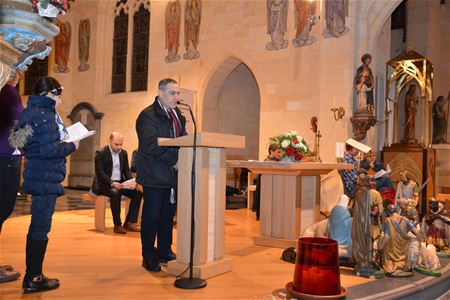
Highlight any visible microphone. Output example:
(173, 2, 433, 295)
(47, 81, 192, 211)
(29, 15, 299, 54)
(177, 100, 189, 107)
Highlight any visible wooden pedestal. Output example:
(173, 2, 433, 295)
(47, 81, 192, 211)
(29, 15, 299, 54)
(383, 143, 436, 214)
(159, 132, 245, 279)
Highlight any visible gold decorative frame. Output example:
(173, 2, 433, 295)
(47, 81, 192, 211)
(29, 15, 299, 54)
(384, 49, 433, 147)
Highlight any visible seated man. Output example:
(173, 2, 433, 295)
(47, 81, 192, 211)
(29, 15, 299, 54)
(252, 143, 281, 220)
(92, 132, 142, 234)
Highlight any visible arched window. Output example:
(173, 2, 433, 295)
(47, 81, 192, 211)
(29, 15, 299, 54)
(24, 57, 49, 95)
(111, 1, 129, 93)
(131, 4, 150, 92)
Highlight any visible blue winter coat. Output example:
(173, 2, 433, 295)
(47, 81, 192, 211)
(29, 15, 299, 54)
(16, 96, 76, 196)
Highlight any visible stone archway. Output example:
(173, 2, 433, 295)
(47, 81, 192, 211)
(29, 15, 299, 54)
(202, 57, 261, 161)
(67, 102, 104, 189)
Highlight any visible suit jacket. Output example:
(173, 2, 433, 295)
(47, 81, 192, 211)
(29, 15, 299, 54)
(91, 146, 132, 195)
(135, 98, 187, 188)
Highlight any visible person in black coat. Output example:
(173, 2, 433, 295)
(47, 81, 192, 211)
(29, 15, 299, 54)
(135, 78, 186, 272)
(92, 132, 142, 234)
(9, 76, 79, 293)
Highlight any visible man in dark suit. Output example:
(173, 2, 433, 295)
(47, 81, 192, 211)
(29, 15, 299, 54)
(92, 132, 142, 234)
(135, 78, 186, 272)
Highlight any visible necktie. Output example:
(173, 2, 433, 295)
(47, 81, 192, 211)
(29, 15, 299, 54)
(168, 109, 180, 137)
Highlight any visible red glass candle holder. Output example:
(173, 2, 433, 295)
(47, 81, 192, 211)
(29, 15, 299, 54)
(292, 237, 341, 296)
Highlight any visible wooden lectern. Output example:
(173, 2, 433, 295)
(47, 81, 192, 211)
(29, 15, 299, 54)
(226, 161, 352, 249)
(158, 132, 245, 279)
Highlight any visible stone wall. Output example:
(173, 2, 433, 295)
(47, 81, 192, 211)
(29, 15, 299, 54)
(22, 0, 449, 188)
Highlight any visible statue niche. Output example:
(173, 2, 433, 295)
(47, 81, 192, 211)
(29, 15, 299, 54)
(67, 102, 104, 189)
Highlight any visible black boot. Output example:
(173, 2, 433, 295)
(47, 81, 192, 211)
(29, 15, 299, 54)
(22, 238, 60, 294)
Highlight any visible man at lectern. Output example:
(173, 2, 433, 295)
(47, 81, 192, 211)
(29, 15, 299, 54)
(135, 78, 187, 273)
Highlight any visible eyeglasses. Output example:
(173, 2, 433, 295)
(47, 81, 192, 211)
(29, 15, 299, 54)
(40, 86, 63, 96)
(50, 87, 63, 96)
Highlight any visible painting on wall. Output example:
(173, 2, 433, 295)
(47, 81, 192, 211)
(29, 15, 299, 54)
(184, 0, 202, 60)
(53, 20, 71, 73)
(165, 0, 181, 63)
(322, 0, 349, 38)
(78, 18, 90, 72)
(265, 0, 288, 51)
(292, 0, 319, 47)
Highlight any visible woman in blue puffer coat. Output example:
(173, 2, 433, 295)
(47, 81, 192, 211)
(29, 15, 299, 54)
(9, 76, 79, 294)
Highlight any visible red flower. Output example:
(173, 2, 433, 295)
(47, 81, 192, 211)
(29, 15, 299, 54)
(293, 150, 299, 156)
(293, 139, 299, 144)
(295, 154, 303, 161)
(285, 147, 294, 156)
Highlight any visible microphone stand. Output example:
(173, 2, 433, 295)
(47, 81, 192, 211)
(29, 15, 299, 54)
(174, 101, 207, 289)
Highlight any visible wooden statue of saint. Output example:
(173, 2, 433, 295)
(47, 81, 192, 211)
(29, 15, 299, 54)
(165, 0, 181, 63)
(354, 54, 374, 114)
(401, 84, 419, 144)
(53, 21, 71, 73)
(432, 94, 449, 144)
(78, 18, 90, 72)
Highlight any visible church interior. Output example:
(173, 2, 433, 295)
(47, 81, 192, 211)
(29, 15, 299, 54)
(1, 0, 450, 299)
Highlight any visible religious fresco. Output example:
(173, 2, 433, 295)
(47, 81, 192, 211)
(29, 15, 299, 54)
(265, 0, 288, 51)
(292, 0, 319, 47)
(165, 0, 181, 63)
(53, 20, 72, 73)
(322, 0, 349, 38)
(78, 18, 90, 72)
(184, 0, 202, 60)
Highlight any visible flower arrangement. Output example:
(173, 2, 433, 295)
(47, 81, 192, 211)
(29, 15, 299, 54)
(269, 130, 309, 161)
(32, 0, 75, 17)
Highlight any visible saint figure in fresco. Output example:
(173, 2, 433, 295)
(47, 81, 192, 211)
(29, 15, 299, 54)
(184, 0, 201, 60)
(265, 0, 288, 51)
(54, 21, 71, 73)
(78, 18, 90, 72)
(323, 0, 349, 38)
(165, 0, 181, 63)
(292, 0, 319, 47)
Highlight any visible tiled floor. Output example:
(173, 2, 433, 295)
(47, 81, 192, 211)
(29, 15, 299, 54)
(10, 188, 94, 218)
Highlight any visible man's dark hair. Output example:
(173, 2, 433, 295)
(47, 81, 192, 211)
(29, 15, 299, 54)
(268, 143, 279, 155)
(158, 78, 178, 91)
(345, 144, 354, 151)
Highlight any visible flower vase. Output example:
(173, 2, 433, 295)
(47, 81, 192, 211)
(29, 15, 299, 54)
(281, 156, 297, 162)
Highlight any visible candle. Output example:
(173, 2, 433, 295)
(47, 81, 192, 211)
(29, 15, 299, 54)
(336, 142, 344, 158)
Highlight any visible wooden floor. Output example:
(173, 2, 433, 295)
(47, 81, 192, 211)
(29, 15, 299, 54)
(0, 208, 371, 299)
